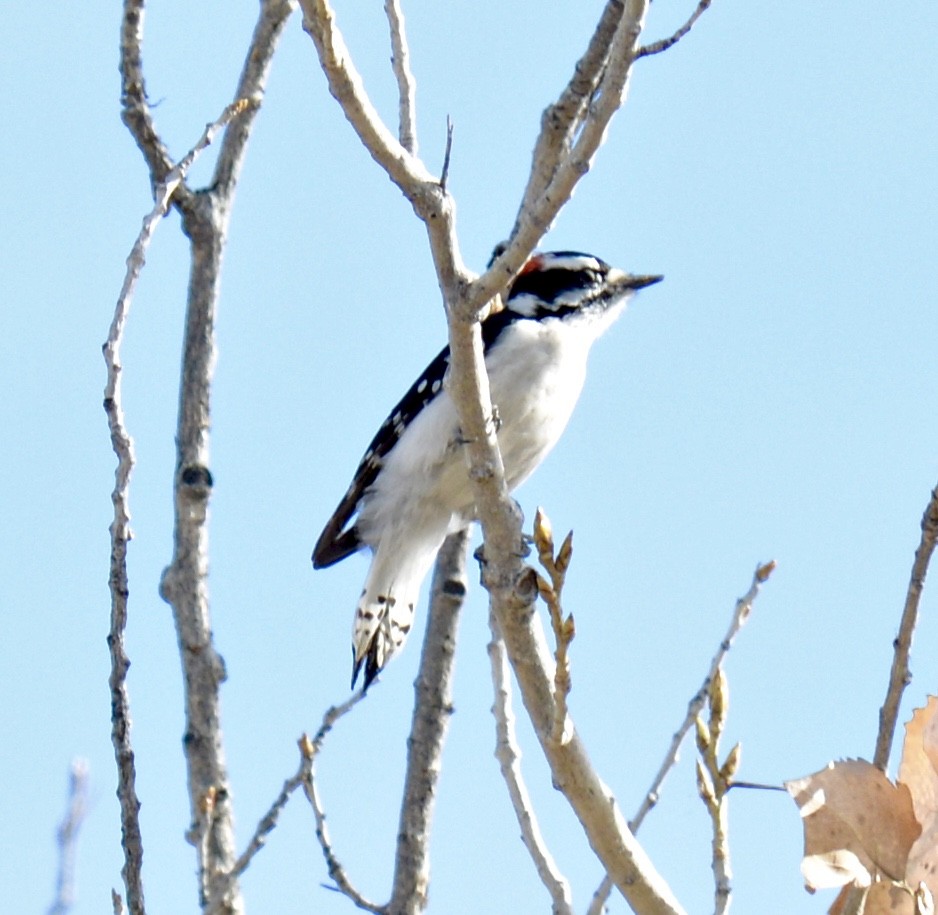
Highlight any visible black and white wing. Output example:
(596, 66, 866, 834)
(311, 307, 521, 569)
(311, 345, 452, 569)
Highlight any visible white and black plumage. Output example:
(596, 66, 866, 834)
(312, 251, 662, 690)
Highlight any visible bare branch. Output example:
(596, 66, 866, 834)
(636, 0, 713, 59)
(586, 877, 612, 915)
(589, 561, 776, 915)
(489, 621, 573, 914)
(213, 0, 294, 195)
(470, 0, 649, 317)
(384, 0, 418, 155)
(104, 93, 226, 915)
(222, 755, 310, 885)
(439, 116, 454, 194)
(107, 95, 258, 915)
(389, 529, 469, 913)
(47, 760, 90, 915)
(119, 0, 176, 190)
(204, 724, 365, 915)
(302, 696, 383, 913)
(512, 0, 625, 238)
(300, 0, 436, 191)
(115, 3, 291, 909)
(630, 561, 775, 834)
(874, 483, 938, 770)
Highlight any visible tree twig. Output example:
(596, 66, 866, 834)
(630, 561, 775, 832)
(383, 0, 417, 155)
(301, 695, 383, 913)
(47, 760, 90, 915)
(694, 668, 736, 915)
(439, 116, 454, 194)
(388, 528, 469, 914)
(636, 0, 713, 59)
(532, 509, 576, 746)
(589, 561, 775, 914)
(213, 0, 294, 196)
(874, 482, 938, 770)
(489, 620, 573, 914)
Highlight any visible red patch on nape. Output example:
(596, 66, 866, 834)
(518, 253, 545, 276)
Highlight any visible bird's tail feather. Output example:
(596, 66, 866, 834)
(352, 546, 435, 690)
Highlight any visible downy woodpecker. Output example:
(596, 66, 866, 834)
(313, 251, 662, 690)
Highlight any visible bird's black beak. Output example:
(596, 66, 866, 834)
(626, 273, 664, 291)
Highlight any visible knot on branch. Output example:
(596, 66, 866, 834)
(180, 463, 214, 496)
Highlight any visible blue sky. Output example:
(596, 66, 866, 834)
(3, 2, 938, 913)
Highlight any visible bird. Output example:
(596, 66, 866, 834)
(312, 250, 662, 691)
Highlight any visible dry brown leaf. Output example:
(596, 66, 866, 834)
(828, 882, 921, 915)
(786, 696, 938, 912)
(785, 759, 921, 891)
(900, 698, 938, 899)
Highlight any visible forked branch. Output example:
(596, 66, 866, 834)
(114, 2, 292, 912)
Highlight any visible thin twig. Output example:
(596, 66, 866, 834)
(694, 669, 736, 915)
(383, 0, 417, 155)
(630, 561, 775, 832)
(47, 760, 90, 915)
(586, 877, 613, 915)
(588, 561, 776, 914)
(301, 695, 382, 913)
(874, 483, 938, 770)
(439, 116, 454, 193)
(203, 725, 361, 915)
(477, 0, 656, 321)
(636, 0, 713, 59)
(532, 508, 575, 746)
(489, 620, 573, 914)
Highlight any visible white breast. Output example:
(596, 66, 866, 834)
(357, 302, 626, 548)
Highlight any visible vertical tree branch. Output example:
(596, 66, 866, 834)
(389, 528, 469, 914)
(158, 191, 239, 912)
(104, 90, 211, 905)
(874, 483, 938, 770)
(213, 0, 294, 195)
(118, 1, 291, 911)
(120, 0, 176, 191)
(383, 0, 417, 155)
